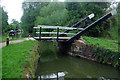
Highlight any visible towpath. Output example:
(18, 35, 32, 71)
(0, 37, 35, 48)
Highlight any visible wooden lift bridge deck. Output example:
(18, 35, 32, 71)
(34, 37, 71, 41)
(33, 9, 117, 43)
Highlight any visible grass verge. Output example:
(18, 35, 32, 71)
(82, 36, 119, 52)
(2, 40, 36, 78)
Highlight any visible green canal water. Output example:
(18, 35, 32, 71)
(36, 42, 120, 79)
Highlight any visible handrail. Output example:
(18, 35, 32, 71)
(36, 32, 75, 35)
(34, 26, 84, 30)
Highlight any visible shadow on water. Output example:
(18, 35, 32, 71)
(36, 41, 120, 79)
(38, 41, 58, 62)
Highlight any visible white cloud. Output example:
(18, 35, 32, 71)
(1, 0, 24, 24)
(58, 0, 65, 2)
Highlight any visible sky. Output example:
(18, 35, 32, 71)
(1, 0, 64, 24)
(0, 0, 120, 24)
(1, 0, 24, 24)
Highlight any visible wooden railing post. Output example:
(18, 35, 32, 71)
(57, 27, 59, 41)
(39, 27, 41, 40)
(35, 28, 36, 37)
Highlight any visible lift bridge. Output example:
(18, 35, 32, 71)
(33, 9, 117, 43)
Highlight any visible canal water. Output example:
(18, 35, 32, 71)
(36, 42, 120, 79)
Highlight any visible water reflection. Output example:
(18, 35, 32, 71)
(58, 72, 68, 77)
(41, 73, 57, 78)
(38, 71, 68, 79)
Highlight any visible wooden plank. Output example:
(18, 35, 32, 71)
(36, 32, 75, 35)
(34, 25, 84, 30)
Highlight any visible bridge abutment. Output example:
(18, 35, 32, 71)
(38, 41, 72, 58)
(57, 42, 72, 54)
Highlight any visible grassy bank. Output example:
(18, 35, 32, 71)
(2, 40, 36, 78)
(82, 36, 119, 52)
(71, 36, 120, 68)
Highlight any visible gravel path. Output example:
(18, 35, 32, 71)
(0, 37, 35, 48)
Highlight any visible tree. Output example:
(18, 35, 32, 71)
(9, 19, 21, 30)
(65, 2, 111, 37)
(21, 2, 48, 36)
(117, 3, 120, 42)
(35, 3, 68, 26)
(1, 7, 9, 34)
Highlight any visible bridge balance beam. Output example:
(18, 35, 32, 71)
(62, 13, 95, 34)
(67, 9, 117, 43)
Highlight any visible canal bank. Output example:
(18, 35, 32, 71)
(25, 41, 40, 78)
(68, 40, 120, 69)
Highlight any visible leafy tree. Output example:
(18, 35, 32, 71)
(1, 7, 9, 34)
(103, 2, 119, 40)
(35, 3, 68, 26)
(9, 19, 21, 30)
(117, 3, 120, 42)
(34, 3, 68, 36)
(65, 2, 111, 37)
(21, 2, 48, 36)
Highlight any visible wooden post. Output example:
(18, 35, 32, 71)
(35, 28, 36, 37)
(39, 27, 41, 40)
(57, 72, 58, 80)
(57, 27, 59, 41)
(6, 38, 9, 46)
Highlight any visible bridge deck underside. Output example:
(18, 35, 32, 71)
(34, 37, 71, 41)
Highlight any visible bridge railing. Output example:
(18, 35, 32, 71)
(33, 26, 82, 41)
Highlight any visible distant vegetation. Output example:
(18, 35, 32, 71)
(1, 7, 8, 34)
(1, 7, 21, 35)
(1, 2, 120, 40)
(20, 2, 119, 40)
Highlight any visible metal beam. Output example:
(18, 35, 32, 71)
(61, 13, 95, 34)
